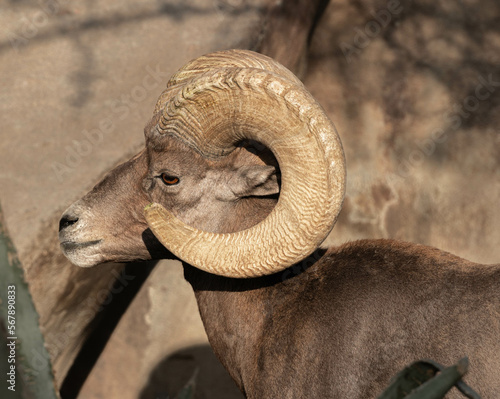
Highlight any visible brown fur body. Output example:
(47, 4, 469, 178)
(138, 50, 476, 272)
(60, 122, 500, 398)
(186, 240, 500, 398)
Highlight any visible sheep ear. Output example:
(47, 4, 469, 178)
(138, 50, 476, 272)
(230, 165, 279, 198)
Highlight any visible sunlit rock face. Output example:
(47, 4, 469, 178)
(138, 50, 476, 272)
(312, 0, 500, 265)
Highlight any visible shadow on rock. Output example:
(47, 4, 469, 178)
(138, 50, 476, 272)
(139, 344, 243, 399)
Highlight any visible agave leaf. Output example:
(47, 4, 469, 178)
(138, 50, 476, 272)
(0, 203, 59, 399)
(377, 360, 439, 399)
(404, 358, 468, 399)
(175, 367, 198, 399)
(378, 358, 481, 399)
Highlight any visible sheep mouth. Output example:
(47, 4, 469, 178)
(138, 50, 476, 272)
(60, 240, 102, 252)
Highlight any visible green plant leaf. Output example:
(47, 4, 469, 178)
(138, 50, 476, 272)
(0, 202, 59, 399)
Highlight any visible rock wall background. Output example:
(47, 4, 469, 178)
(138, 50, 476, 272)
(0, 0, 498, 398)
(315, 0, 500, 265)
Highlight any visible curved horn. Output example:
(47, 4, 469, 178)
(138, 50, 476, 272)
(168, 49, 304, 88)
(145, 53, 346, 278)
(154, 50, 303, 115)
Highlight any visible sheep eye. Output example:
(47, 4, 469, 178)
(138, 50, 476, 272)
(160, 173, 179, 186)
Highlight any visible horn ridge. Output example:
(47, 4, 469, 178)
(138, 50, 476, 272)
(154, 49, 303, 114)
(145, 51, 345, 278)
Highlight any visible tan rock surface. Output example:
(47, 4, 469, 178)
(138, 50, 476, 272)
(314, 0, 500, 264)
(0, 0, 274, 391)
(1, 0, 498, 397)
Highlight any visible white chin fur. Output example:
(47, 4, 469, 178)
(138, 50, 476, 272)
(61, 244, 105, 268)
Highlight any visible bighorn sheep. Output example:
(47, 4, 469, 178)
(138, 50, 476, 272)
(59, 50, 500, 398)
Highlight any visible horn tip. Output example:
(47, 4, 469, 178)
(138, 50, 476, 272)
(144, 202, 168, 220)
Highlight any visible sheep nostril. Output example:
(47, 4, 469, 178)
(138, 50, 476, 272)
(59, 215, 79, 232)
